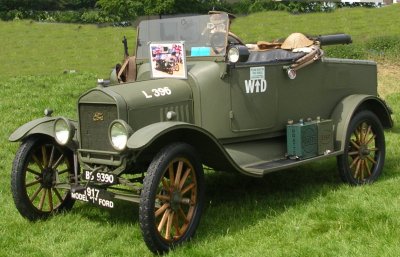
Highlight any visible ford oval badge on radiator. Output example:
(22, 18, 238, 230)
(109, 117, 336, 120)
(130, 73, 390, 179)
(93, 112, 104, 121)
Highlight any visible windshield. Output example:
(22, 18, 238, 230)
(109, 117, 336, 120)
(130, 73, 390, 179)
(136, 13, 229, 59)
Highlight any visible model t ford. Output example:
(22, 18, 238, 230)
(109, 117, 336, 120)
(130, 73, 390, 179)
(9, 12, 393, 254)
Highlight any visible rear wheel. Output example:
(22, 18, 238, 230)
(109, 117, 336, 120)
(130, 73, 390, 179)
(139, 143, 205, 254)
(337, 110, 385, 185)
(11, 136, 75, 220)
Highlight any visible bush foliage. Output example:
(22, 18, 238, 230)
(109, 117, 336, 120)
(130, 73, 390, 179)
(0, 0, 382, 23)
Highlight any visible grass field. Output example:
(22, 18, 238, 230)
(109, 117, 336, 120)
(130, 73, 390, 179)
(1, 5, 400, 257)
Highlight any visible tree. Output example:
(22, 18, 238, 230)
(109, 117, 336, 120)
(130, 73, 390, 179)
(96, 0, 144, 20)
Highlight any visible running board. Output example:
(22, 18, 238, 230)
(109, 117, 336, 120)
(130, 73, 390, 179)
(241, 151, 342, 176)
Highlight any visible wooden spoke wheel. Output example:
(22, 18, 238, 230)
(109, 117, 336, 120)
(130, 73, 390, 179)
(337, 110, 385, 185)
(139, 143, 205, 254)
(11, 136, 75, 220)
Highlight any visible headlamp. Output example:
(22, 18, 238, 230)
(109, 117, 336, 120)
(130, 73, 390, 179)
(109, 120, 133, 151)
(54, 118, 75, 145)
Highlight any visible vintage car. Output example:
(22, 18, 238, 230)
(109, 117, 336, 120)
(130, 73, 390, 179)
(9, 12, 393, 254)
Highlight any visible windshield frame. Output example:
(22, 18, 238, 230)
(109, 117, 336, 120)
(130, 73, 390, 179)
(135, 13, 230, 62)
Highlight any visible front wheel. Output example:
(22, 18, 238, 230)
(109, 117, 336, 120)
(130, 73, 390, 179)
(11, 136, 75, 221)
(337, 110, 385, 185)
(139, 143, 205, 254)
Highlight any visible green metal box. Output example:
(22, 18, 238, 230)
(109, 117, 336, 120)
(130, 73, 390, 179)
(286, 120, 318, 159)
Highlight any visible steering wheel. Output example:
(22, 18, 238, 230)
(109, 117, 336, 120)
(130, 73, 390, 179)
(210, 32, 227, 54)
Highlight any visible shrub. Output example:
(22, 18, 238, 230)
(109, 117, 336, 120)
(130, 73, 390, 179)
(96, 0, 143, 21)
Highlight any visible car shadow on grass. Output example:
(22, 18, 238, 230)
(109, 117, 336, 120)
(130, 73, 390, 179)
(195, 159, 342, 240)
(70, 198, 140, 225)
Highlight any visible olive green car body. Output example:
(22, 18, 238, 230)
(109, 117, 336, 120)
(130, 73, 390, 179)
(10, 57, 392, 177)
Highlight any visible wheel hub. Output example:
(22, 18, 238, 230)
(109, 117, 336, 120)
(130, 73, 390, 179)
(41, 168, 55, 188)
(359, 145, 370, 159)
(170, 190, 182, 212)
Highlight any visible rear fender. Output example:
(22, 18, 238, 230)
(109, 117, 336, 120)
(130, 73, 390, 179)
(9, 117, 78, 149)
(331, 94, 393, 152)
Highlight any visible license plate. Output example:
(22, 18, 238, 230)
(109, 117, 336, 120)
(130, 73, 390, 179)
(84, 170, 117, 185)
(71, 186, 115, 208)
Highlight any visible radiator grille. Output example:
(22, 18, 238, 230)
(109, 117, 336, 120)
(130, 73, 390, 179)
(79, 103, 118, 151)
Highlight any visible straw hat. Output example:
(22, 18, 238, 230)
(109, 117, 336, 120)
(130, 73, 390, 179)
(281, 33, 314, 50)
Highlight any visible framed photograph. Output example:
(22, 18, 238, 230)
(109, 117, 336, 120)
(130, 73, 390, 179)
(149, 42, 187, 79)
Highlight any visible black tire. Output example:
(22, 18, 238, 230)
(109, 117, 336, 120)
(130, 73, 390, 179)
(337, 110, 385, 185)
(139, 143, 205, 254)
(11, 136, 75, 221)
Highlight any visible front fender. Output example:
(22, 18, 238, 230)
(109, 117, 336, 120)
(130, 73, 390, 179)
(127, 121, 208, 150)
(331, 94, 393, 152)
(9, 117, 78, 145)
(127, 122, 242, 173)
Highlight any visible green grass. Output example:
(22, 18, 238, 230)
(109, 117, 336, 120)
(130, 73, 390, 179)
(1, 5, 400, 257)
(232, 5, 400, 42)
(0, 21, 134, 77)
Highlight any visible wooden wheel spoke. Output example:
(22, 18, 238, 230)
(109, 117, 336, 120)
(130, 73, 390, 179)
(367, 155, 377, 165)
(32, 154, 44, 171)
(350, 156, 360, 169)
(156, 194, 170, 202)
(350, 140, 360, 150)
(53, 188, 63, 202)
(158, 209, 170, 233)
(348, 151, 359, 156)
(57, 168, 70, 175)
(360, 159, 365, 180)
(52, 154, 65, 170)
(179, 168, 191, 190)
(362, 125, 371, 143)
(30, 186, 43, 202)
(48, 189, 54, 211)
(368, 147, 378, 152)
(181, 182, 195, 195)
(366, 134, 376, 145)
(165, 211, 174, 240)
(174, 161, 183, 188)
(168, 164, 175, 185)
(27, 167, 41, 177)
(38, 188, 47, 211)
(42, 145, 48, 168)
(353, 129, 360, 143)
(365, 158, 371, 176)
(178, 207, 189, 223)
(155, 203, 170, 217)
(173, 212, 181, 237)
(26, 179, 42, 187)
(48, 146, 55, 168)
(353, 158, 361, 179)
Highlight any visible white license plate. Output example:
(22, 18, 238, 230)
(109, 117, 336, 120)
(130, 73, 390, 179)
(84, 170, 117, 184)
(71, 186, 115, 208)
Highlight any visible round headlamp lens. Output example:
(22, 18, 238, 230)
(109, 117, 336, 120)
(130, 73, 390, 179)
(228, 47, 240, 63)
(55, 118, 71, 145)
(110, 122, 129, 151)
